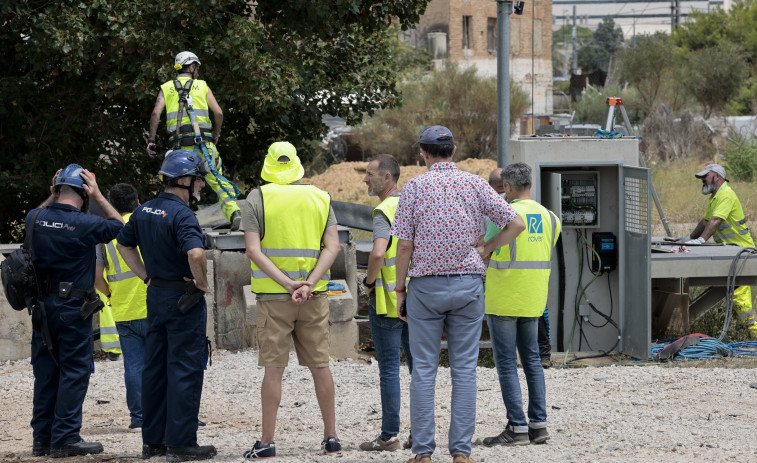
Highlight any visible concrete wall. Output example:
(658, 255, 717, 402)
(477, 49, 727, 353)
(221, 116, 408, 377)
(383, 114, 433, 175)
(0, 253, 33, 360)
(210, 245, 359, 360)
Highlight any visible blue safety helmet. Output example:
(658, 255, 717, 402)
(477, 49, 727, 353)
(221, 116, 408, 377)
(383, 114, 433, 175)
(159, 149, 210, 180)
(55, 164, 86, 189)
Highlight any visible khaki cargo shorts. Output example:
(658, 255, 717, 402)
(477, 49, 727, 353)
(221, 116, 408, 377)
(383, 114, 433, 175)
(256, 294, 330, 368)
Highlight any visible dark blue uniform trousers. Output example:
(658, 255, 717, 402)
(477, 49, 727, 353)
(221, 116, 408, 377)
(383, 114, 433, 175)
(142, 286, 206, 447)
(31, 296, 93, 447)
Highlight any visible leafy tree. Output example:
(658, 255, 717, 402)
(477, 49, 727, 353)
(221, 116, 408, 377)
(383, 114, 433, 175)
(616, 33, 676, 114)
(354, 62, 530, 165)
(0, 0, 431, 241)
(678, 44, 748, 118)
(578, 17, 624, 73)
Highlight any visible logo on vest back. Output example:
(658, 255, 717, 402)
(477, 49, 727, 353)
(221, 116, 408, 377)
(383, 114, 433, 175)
(527, 214, 544, 242)
(143, 207, 167, 217)
(36, 220, 76, 231)
(527, 214, 543, 233)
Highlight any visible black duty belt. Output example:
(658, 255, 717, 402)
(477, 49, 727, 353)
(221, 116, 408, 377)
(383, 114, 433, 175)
(150, 278, 188, 291)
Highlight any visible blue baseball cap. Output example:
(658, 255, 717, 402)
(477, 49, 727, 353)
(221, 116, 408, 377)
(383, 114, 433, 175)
(413, 125, 454, 147)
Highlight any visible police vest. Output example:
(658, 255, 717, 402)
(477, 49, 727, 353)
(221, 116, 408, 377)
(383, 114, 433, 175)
(160, 77, 212, 134)
(707, 183, 755, 247)
(104, 213, 148, 322)
(250, 184, 331, 294)
(372, 196, 401, 317)
(485, 199, 561, 317)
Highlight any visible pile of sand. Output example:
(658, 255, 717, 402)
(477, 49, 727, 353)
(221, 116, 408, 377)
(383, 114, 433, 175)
(303, 159, 498, 206)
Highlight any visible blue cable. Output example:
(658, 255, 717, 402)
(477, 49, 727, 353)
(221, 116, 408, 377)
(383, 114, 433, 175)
(650, 338, 757, 361)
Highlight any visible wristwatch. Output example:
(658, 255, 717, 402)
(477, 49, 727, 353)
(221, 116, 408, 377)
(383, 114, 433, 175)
(362, 276, 376, 288)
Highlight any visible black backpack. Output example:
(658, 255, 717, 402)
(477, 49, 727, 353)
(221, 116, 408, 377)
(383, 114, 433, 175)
(1, 209, 43, 312)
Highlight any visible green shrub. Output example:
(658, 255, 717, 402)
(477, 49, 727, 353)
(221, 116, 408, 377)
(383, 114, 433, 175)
(724, 135, 757, 181)
(354, 62, 530, 165)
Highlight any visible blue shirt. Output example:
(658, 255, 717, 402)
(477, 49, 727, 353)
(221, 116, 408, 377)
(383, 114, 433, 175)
(26, 202, 123, 292)
(117, 192, 204, 281)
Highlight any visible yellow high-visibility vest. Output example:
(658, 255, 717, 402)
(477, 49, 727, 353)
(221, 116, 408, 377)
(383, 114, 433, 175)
(372, 196, 400, 317)
(103, 213, 147, 322)
(160, 77, 212, 134)
(250, 184, 331, 294)
(96, 289, 121, 354)
(485, 199, 561, 317)
(705, 183, 755, 247)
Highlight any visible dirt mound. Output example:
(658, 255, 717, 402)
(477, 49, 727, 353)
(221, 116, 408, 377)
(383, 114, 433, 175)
(303, 158, 498, 206)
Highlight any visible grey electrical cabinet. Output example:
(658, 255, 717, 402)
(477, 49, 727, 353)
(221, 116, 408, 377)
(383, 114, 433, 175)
(509, 138, 652, 360)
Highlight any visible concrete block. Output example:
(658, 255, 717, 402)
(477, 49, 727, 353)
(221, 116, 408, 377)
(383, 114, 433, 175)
(205, 257, 216, 347)
(211, 249, 250, 350)
(329, 319, 358, 360)
(328, 279, 355, 323)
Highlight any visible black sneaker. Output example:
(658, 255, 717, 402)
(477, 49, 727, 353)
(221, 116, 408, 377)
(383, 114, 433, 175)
(321, 436, 342, 455)
(482, 427, 529, 447)
(165, 444, 217, 462)
(50, 439, 104, 458)
(528, 427, 550, 444)
(141, 443, 166, 459)
(243, 441, 275, 459)
(32, 441, 50, 457)
(402, 433, 412, 449)
(129, 423, 143, 429)
(198, 420, 206, 427)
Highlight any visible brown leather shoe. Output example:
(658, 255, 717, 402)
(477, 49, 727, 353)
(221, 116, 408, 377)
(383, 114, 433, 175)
(452, 453, 476, 463)
(406, 454, 433, 463)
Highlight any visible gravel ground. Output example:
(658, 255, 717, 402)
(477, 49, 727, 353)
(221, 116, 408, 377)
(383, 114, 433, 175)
(1, 349, 756, 463)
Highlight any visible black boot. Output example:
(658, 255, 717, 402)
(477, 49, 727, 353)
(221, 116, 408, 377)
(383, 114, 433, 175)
(50, 439, 104, 458)
(32, 441, 50, 456)
(166, 445, 217, 462)
(230, 210, 242, 231)
(141, 443, 167, 459)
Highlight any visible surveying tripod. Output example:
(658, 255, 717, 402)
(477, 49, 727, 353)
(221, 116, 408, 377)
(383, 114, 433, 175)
(603, 97, 672, 236)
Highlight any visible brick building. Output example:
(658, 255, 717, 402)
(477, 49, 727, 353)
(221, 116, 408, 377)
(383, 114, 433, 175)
(405, 0, 553, 114)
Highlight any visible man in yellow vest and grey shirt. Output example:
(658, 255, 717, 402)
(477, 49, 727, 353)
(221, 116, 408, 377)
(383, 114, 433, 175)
(241, 142, 342, 459)
(147, 51, 242, 230)
(482, 163, 560, 447)
(359, 154, 413, 452)
(94, 183, 148, 429)
(679, 164, 757, 338)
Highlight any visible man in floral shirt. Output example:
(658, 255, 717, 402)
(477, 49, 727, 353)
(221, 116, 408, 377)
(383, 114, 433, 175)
(391, 125, 525, 463)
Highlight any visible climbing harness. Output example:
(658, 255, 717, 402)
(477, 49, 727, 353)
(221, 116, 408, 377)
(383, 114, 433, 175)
(172, 78, 240, 200)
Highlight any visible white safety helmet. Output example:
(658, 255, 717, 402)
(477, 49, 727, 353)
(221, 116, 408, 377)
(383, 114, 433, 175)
(174, 51, 201, 71)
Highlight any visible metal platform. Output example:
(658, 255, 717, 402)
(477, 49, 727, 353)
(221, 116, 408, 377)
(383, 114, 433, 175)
(650, 239, 757, 335)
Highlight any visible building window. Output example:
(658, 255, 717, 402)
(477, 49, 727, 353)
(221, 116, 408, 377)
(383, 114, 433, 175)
(487, 18, 497, 54)
(463, 16, 472, 50)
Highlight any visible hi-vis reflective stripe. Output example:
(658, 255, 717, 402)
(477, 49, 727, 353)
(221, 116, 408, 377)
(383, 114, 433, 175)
(374, 278, 396, 292)
(100, 326, 119, 335)
(261, 248, 321, 259)
(715, 232, 735, 240)
(489, 260, 552, 270)
(251, 269, 331, 280)
(383, 256, 396, 267)
(737, 309, 755, 320)
(167, 109, 210, 120)
(167, 122, 212, 132)
(101, 341, 121, 350)
(105, 243, 138, 283)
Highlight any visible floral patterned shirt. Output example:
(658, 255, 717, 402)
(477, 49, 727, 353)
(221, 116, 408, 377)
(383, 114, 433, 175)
(391, 162, 518, 276)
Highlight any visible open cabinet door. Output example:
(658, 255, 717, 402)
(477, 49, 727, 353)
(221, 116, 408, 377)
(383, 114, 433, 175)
(619, 166, 652, 360)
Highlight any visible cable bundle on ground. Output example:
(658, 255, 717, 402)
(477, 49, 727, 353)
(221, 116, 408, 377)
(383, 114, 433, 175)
(651, 337, 738, 361)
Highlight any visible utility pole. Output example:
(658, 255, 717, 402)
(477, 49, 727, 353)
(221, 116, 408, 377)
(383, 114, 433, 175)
(496, 0, 513, 168)
(571, 6, 577, 75)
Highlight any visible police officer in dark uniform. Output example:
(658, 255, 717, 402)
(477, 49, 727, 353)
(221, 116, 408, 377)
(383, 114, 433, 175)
(27, 164, 124, 458)
(117, 149, 216, 462)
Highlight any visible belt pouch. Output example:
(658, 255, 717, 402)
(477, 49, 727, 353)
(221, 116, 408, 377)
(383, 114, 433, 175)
(57, 282, 74, 300)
